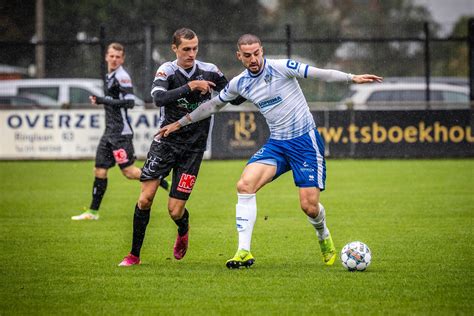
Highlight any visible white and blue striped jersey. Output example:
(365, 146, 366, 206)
(219, 58, 315, 140)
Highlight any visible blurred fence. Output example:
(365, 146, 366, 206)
(1, 21, 472, 103)
(1, 21, 472, 160)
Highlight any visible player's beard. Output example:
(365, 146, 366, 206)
(248, 62, 260, 73)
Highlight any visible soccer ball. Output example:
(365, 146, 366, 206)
(340, 241, 371, 271)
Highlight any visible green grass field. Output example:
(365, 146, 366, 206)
(0, 159, 472, 315)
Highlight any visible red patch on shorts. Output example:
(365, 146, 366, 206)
(177, 173, 196, 193)
(113, 148, 129, 164)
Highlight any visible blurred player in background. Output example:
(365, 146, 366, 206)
(158, 34, 383, 268)
(72, 42, 169, 221)
(118, 28, 244, 266)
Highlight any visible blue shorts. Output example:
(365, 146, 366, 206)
(247, 128, 326, 189)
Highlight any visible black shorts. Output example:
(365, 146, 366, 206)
(141, 140, 204, 201)
(95, 135, 136, 170)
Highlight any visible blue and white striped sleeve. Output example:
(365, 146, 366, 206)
(218, 79, 240, 103)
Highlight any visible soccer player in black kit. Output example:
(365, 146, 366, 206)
(119, 28, 243, 266)
(72, 42, 168, 221)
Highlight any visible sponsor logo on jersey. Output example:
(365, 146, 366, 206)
(177, 173, 196, 193)
(286, 59, 299, 70)
(257, 96, 283, 109)
(264, 74, 272, 84)
(177, 98, 202, 111)
(120, 78, 131, 84)
(155, 71, 167, 79)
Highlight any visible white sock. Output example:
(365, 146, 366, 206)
(236, 193, 257, 252)
(308, 203, 330, 241)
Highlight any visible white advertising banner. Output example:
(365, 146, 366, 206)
(0, 108, 212, 160)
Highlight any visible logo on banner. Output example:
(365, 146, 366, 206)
(228, 112, 257, 149)
(177, 173, 196, 193)
(113, 148, 129, 164)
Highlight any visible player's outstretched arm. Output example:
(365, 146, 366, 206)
(92, 95, 135, 108)
(306, 66, 383, 84)
(157, 96, 227, 138)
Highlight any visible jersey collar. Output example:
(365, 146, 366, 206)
(247, 58, 266, 78)
(174, 60, 197, 78)
(107, 65, 122, 78)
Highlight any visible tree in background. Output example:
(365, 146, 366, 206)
(3, 0, 465, 101)
(42, 0, 265, 96)
(432, 16, 471, 77)
(255, 0, 439, 101)
(331, 0, 438, 76)
(0, 0, 35, 71)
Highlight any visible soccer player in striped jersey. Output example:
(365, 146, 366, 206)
(158, 34, 382, 268)
(72, 43, 169, 221)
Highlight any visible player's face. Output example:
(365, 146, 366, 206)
(173, 37, 199, 69)
(105, 48, 124, 72)
(237, 43, 263, 73)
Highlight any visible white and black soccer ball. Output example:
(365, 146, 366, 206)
(340, 241, 371, 271)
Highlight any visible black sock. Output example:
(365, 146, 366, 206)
(89, 177, 107, 210)
(131, 204, 150, 257)
(174, 208, 189, 236)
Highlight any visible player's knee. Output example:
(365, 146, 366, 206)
(300, 200, 318, 217)
(236, 179, 255, 194)
(138, 194, 153, 209)
(121, 166, 140, 180)
(122, 170, 135, 180)
(168, 207, 184, 220)
(94, 168, 107, 178)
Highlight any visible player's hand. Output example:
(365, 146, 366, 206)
(352, 74, 383, 84)
(89, 95, 98, 105)
(155, 122, 181, 139)
(188, 80, 216, 95)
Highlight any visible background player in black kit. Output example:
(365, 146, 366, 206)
(72, 42, 168, 221)
(119, 28, 243, 266)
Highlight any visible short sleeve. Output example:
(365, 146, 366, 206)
(151, 63, 173, 95)
(218, 78, 240, 103)
(116, 69, 134, 100)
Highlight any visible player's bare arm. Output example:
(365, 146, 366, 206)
(157, 96, 227, 138)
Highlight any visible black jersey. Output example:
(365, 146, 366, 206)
(151, 60, 228, 152)
(101, 66, 135, 136)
